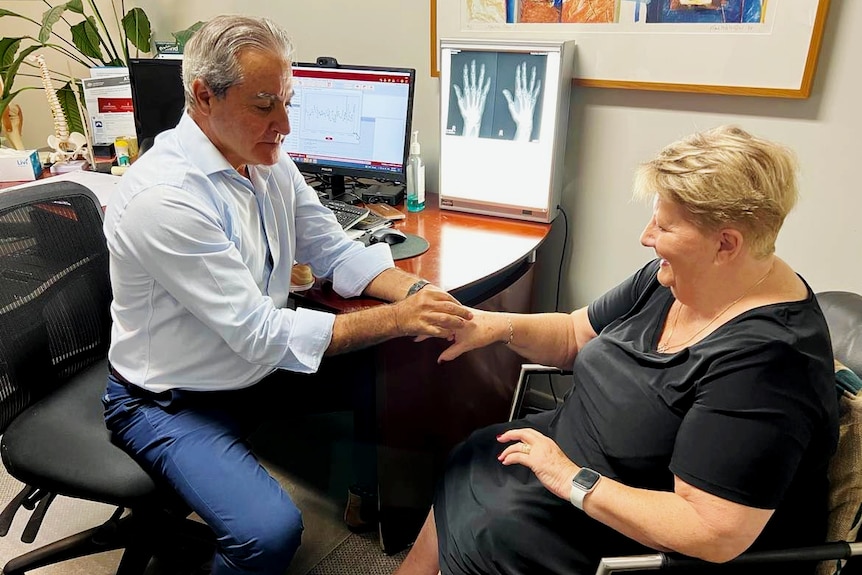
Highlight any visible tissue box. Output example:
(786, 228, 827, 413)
(0, 149, 43, 182)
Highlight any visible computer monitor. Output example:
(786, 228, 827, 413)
(282, 62, 416, 200)
(128, 58, 185, 152)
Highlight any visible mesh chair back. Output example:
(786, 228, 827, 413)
(0, 182, 110, 433)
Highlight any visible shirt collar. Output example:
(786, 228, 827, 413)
(176, 113, 275, 181)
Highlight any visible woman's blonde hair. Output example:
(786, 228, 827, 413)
(633, 125, 798, 258)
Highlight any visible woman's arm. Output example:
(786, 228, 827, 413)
(587, 474, 773, 562)
(438, 261, 660, 367)
(497, 428, 773, 563)
(438, 306, 597, 369)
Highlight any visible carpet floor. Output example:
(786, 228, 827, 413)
(308, 531, 408, 574)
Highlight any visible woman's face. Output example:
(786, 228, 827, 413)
(640, 196, 718, 294)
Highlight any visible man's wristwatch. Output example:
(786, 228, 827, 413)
(569, 467, 602, 510)
(406, 279, 430, 298)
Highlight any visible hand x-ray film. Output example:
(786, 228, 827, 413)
(446, 52, 547, 142)
(438, 39, 575, 223)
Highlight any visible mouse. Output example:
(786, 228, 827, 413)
(369, 228, 407, 246)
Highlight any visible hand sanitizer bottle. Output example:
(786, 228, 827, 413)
(406, 130, 425, 212)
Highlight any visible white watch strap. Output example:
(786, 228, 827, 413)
(569, 482, 588, 510)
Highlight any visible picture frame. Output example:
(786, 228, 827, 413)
(432, 0, 831, 98)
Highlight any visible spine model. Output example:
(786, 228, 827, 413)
(34, 54, 87, 164)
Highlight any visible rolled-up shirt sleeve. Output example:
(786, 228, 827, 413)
(331, 242, 394, 298)
(288, 307, 335, 372)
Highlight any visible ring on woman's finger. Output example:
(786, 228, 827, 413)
(519, 442, 531, 455)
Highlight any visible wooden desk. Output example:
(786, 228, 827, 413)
(296, 197, 551, 553)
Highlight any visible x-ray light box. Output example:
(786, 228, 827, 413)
(438, 39, 575, 223)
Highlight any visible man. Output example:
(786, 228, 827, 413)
(102, 15, 471, 575)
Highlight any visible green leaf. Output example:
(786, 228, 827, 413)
(57, 80, 84, 135)
(39, 5, 68, 44)
(65, 0, 84, 15)
(0, 37, 22, 73)
(172, 21, 205, 51)
(70, 18, 103, 60)
(0, 9, 20, 18)
(122, 8, 152, 54)
(2, 44, 43, 95)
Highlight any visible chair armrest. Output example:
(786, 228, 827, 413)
(509, 364, 572, 421)
(595, 553, 664, 574)
(594, 542, 862, 574)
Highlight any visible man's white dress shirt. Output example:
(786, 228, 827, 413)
(103, 114, 394, 392)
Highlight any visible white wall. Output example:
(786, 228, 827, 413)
(5, 0, 859, 311)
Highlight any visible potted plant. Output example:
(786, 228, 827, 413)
(0, 0, 200, 143)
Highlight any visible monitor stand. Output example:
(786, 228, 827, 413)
(326, 175, 346, 201)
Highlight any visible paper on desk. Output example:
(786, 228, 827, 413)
(82, 72, 136, 145)
(2, 169, 120, 208)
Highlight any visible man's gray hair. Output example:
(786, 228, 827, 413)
(182, 15, 295, 109)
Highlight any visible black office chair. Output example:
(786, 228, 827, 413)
(510, 291, 862, 575)
(0, 182, 213, 575)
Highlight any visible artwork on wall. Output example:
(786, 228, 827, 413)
(500, 0, 762, 25)
(432, 0, 831, 98)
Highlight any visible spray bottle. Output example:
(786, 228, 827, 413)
(406, 130, 425, 212)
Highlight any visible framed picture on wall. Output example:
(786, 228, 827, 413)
(432, 0, 831, 98)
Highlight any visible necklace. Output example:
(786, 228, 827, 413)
(657, 263, 774, 353)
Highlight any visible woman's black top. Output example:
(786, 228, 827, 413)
(435, 259, 839, 575)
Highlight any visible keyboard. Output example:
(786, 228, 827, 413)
(322, 199, 370, 231)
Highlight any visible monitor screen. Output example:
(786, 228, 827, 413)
(282, 63, 416, 199)
(128, 58, 185, 151)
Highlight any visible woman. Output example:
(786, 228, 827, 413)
(396, 125, 839, 575)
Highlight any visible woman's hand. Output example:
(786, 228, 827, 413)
(497, 428, 579, 501)
(437, 309, 507, 363)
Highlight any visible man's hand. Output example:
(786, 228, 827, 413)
(328, 285, 472, 356)
(502, 61, 541, 142)
(453, 60, 491, 138)
(391, 286, 473, 341)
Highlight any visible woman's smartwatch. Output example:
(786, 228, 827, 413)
(569, 467, 602, 510)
